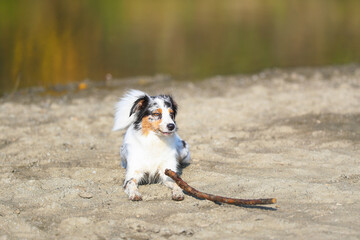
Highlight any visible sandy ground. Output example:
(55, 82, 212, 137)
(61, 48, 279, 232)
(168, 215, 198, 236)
(0, 65, 360, 239)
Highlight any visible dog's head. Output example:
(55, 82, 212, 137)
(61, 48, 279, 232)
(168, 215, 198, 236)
(130, 94, 178, 136)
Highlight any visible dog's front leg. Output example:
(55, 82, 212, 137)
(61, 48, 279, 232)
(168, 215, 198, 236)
(124, 178, 142, 201)
(162, 175, 184, 201)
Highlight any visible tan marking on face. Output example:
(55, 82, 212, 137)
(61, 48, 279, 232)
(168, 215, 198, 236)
(153, 108, 162, 116)
(141, 109, 163, 136)
(141, 116, 152, 136)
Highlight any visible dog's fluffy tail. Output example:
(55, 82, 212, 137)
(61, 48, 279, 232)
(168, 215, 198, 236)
(112, 89, 147, 131)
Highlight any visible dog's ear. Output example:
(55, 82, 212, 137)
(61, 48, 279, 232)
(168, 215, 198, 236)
(130, 95, 149, 117)
(168, 95, 178, 117)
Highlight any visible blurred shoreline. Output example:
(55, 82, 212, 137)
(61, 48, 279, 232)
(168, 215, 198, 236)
(1, 1, 360, 93)
(1, 63, 359, 100)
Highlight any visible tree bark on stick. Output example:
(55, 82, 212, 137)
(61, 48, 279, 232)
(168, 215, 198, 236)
(165, 169, 276, 205)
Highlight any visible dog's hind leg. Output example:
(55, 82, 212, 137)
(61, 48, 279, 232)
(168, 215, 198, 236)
(175, 137, 191, 166)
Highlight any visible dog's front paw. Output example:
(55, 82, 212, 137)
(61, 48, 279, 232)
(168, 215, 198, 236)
(125, 179, 142, 201)
(172, 194, 184, 201)
(129, 192, 143, 201)
(172, 189, 184, 201)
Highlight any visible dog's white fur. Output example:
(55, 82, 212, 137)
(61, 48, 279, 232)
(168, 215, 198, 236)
(113, 90, 190, 201)
(112, 90, 145, 131)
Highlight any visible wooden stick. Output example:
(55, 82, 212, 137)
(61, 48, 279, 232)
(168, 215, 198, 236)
(165, 169, 276, 205)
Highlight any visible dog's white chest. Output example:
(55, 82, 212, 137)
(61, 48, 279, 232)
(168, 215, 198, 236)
(125, 130, 177, 172)
(140, 136, 175, 161)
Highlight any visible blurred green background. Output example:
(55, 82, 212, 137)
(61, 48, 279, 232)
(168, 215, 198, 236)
(1, 0, 360, 94)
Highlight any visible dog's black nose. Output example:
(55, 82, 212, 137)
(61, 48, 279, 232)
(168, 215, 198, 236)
(167, 123, 175, 131)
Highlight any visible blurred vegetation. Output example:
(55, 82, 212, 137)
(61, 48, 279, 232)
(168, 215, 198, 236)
(1, 0, 360, 94)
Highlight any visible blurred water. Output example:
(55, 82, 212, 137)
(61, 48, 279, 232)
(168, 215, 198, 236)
(1, 0, 360, 94)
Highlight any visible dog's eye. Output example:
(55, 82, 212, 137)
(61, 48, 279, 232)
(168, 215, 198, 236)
(152, 113, 161, 117)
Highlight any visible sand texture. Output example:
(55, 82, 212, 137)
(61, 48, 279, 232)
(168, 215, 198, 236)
(1, 65, 360, 239)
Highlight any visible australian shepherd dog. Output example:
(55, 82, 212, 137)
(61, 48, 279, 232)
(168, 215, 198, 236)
(113, 90, 190, 201)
